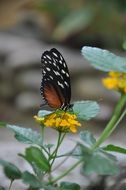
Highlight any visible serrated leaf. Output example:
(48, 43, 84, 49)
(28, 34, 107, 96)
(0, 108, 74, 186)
(6, 125, 43, 146)
(0, 159, 22, 180)
(22, 146, 50, 172)
(60, 181, 80, 190)
(104, 144, 126, 154)
(75, 144, 119, 175)
(83, 150, 119, 175)
(79, 131, 96, 146)
(73, 101, 99, 120)
(81, 46, 126, 72)
(22, 171, 42, 188)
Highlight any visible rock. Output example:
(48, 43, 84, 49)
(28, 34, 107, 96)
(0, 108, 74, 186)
(14, 70, 42, 91)
(73, 76, 119, 102)
(15, 92, 41, 112)
(0, 81, 14, 100)
(0, 33, 91, 73)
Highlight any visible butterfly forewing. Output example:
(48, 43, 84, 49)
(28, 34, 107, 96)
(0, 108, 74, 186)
(40, 48, 71, 109)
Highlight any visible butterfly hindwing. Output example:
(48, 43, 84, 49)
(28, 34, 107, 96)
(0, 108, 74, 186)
(40, 48, 71, 109)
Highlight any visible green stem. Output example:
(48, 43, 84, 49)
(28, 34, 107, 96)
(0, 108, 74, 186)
(40, 124, 50, 156)
(59, 132, 66, 146)
(111, 108, 126, 131)
(52, 145, 78, 172)
(50, 132, 62, 166)
(42, 146, 50, 156)
(40, 124, 44, 145)
(8, 180, 13, 190)
(50, 160, 82, 184)
(92, 93, 126, 151)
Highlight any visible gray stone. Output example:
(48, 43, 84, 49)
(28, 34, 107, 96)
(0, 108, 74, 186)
(15, 92, 41, 111)
(0, 33, 91, 73)
(73, 76, 119, 102)
(15, 70, 42, 91)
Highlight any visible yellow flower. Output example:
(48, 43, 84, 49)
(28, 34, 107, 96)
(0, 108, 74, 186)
(34, 111, 81, 133)
(102, 71, 126, 93)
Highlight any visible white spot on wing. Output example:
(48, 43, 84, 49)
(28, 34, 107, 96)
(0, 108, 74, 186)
(54, 70, 60, 76)
(64, 81, 69, 86)
(58, 81, 64, 88)
(53, 62, 56, 66)
(66, 73, 69, 77)
(46, 67, 51, 71)
(46, 55, 51, 60)
(60, 55, 63, 60)
(49, 76, 53, 80)
(61, 75, 64, 80)
(43, 70, 46, 74)
(61, 69, 66, 74)
(57, 66, 60, 70)
(63, 62, 66, 67)
(59, 60, 62, 64)
(53, 52, 58, 57)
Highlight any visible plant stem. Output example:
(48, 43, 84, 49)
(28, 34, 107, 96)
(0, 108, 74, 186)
(40, 124, 44, 145)
(8, 180, 13, 190)
(91, 93, 126, 151)
(50, 132, 62, 166)
(50, 160, 82, 184)
(52, 145, 77, 171)
(40, 124, 50, 156)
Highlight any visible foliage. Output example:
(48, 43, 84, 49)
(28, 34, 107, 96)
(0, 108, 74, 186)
(1, 47, 126, 189)
(81, 46, 126, 72)
(36, 0, 126, 49)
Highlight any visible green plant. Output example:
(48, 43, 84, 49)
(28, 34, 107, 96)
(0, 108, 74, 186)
(36, 0, 126, 49)
(1, 46, 126, 189)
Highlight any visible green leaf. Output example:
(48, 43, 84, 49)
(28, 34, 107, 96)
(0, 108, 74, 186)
(104, 144, 126, 154)
(22, 171, 42, 188)
(74, 130, 119, 175)
(73, 101, 99, 120)
(79, 131, 96, 146)
(60, 181, 80, 190)
(0, 159, 22, 180)
(81, 46, 126, 72)
(78, 144, 119, 175)
(0, 121, 6, 128)
(44, 185, 61, 190)
(83, 149, 119, 175)
(21, 146, 50, 172)
(6, 125, 43, 146)
(53, 7, 94, 40)
(0, 186, 6, 190)
(38, 110, 52, 117)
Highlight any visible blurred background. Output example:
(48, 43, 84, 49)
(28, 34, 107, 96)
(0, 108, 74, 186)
(0, 0, 126, 189)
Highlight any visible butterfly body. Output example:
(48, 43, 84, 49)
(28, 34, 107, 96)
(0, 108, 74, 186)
(40, 48, 71, 110)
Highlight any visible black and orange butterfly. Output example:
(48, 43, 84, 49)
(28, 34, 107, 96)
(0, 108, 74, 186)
(40, 48, 71, 110)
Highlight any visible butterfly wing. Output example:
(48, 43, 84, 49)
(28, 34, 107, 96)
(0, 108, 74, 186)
(40, 48, 71, 109)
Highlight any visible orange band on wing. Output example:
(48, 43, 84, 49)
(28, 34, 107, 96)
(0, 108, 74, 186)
(43, 84, 64, 109)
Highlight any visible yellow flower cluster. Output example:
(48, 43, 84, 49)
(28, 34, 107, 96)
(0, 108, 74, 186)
(102, 71, 126, 93)
(34, 111, 81, 133)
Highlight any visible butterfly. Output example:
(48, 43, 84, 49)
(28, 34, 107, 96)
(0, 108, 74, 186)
(40, 48, 71, 110)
